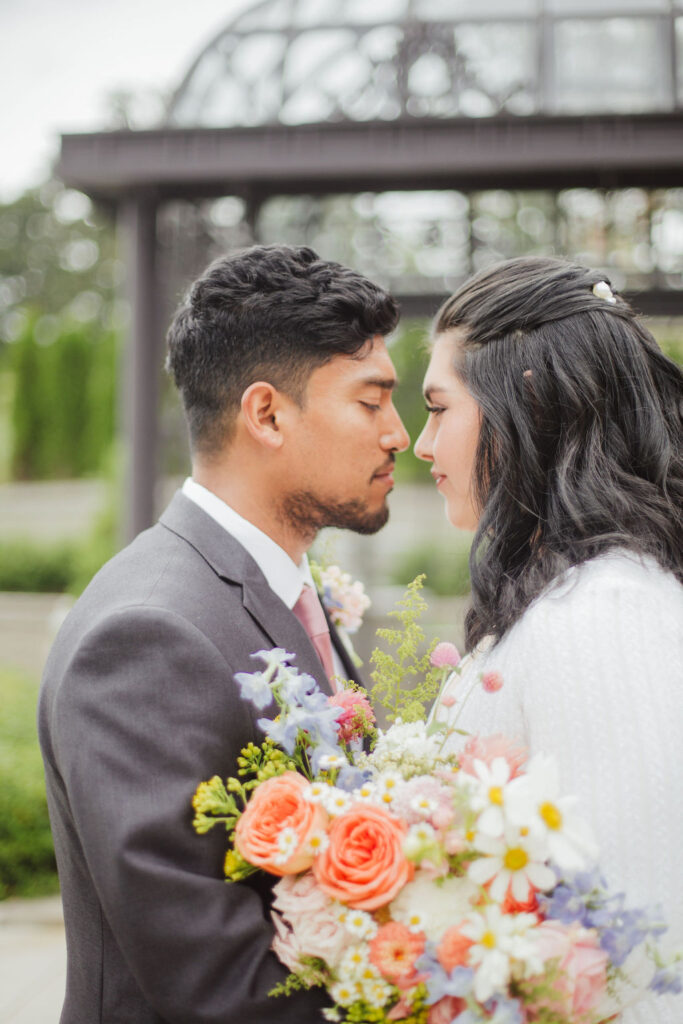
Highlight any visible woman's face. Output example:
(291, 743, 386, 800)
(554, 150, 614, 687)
(414, 331, 482, 531)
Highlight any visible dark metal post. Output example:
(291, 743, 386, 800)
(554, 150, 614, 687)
(119, 195, 160, 545)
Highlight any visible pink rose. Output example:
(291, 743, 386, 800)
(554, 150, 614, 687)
(428, 996, 467, 1024)
(534, 920, 608, 1017)
(459, 734, 527, 779)
(271, 872, 351, 969)
(328, 688, 376, 744)
(430, 642, 461, 669)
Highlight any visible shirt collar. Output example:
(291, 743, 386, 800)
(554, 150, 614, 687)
(181, 477, 313, 609)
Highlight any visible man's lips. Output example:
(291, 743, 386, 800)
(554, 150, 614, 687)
(372, 459, 396, 484)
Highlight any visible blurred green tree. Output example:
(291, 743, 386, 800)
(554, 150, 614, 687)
(0, 181, 121, 479)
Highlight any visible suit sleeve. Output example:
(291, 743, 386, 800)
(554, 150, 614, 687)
(51, 604, 328, 1023)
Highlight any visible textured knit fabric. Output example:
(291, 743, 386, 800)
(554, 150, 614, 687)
(431, 550, 683, 1023)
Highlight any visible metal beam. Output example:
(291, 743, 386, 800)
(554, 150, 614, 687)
(58, 113, 683, 203)
(120, 197, 160, 543)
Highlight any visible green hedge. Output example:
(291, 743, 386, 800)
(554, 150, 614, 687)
(0, 539, 78, 593)
(0, 668, 58, 899)
(10, 316, 117, 480)
(392, 537, 472, 597)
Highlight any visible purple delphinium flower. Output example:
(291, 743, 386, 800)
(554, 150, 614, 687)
(234, 670, 274, 710)
(649, 964, 683, 995)
(542, 871, 668, 968)
(416, 944, 473, 1005)
(484, 996, 525, 1024)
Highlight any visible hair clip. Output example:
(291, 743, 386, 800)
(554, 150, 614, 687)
(592, 281, 617, 305)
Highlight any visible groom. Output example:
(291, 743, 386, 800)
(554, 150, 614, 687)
(38, 244, 409, 1024)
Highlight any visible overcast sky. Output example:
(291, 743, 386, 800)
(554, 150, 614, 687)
(0, 0, 253, 202)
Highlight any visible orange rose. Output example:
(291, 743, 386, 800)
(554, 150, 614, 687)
(313, 803, 413, 910)
(234, 772, 328, 876)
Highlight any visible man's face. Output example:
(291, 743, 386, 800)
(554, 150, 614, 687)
(280, 337, 410, 538)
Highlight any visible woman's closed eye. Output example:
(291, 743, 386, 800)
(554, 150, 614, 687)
(425, 403, 445, 416)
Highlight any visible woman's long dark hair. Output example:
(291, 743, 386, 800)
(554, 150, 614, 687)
(434, 256, 683, 652)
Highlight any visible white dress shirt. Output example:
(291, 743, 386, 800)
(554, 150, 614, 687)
(181, 478, 346, 678)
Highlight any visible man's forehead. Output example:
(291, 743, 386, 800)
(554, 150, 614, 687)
(348, 335, 398, 380)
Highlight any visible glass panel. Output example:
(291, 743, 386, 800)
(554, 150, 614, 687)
(652, 189, 683, 286)
(344, 0, 409, 22)
(233, 0, 294, 31)
(470, 191, 557, 270)
(677, 18, 683, 103)
(547, 0, 670, 11)
(552, 18, 672, 112)
(416, 0, 537, 17)
(453, 23, 539, 116)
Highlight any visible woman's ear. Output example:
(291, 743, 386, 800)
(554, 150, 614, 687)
(240, 382, 285, 450)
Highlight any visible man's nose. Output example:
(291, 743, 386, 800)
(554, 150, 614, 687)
(380, 405, 410, 452)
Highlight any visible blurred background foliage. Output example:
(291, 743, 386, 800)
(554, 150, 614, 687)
(0, 667, 58, 898)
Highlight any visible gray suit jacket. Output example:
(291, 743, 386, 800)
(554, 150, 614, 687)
(38, 492, 363, 1023)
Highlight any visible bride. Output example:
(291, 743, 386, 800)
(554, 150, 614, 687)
(415, 256, 683, 1024)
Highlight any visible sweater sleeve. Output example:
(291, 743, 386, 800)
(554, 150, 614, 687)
(513, 558, 683, 1024)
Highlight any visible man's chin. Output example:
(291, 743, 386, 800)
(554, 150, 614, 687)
(282, 492, 390, 537)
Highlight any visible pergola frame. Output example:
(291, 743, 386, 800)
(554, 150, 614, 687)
(57, 111, 683, 541)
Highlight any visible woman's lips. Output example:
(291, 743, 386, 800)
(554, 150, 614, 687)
(431, 471, 446, 489)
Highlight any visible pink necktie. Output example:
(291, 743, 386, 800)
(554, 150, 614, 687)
(293, 584, 336, 688)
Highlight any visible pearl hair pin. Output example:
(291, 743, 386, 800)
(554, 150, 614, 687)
(592, 281, 617, 304)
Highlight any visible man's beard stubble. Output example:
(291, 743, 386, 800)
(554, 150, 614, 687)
(281, 492, 390, 539)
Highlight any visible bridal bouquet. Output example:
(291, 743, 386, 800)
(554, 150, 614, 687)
(193, 582, 680, 1024)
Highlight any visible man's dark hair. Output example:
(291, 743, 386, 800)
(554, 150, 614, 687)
(435, 256, 683, 651)
(166, 244, 399, 454)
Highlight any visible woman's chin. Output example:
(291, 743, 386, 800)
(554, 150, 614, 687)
(444, 502, 478, 532)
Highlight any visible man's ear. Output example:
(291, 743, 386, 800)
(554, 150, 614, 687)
(240, 382, 286, 450)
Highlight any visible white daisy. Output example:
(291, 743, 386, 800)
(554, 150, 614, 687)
(361, 976, 392, 1008)
(304, 829, 330, 856)
(329, 980, 360, 1007)
(323, 787, 352, 817)
(338, 944, 370, 979)
(469, 756, 514, 837)
(460, 904, 538, 1002)
(468, 827, 555, 903)
(403, 822, 438, 861)
(343, 908, 378, 940)
(506, 754, 599, 872)
(306, 780, 331, 803)
(274, 827, 299, 865)
(318, 752, 348, 771)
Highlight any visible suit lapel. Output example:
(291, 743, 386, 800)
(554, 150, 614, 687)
(159, 492, 334, 696)
(325, 611, 366, 689)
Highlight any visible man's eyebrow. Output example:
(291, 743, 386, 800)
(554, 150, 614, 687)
(359, 376, 399, 391)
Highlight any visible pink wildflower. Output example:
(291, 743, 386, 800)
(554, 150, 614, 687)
(481, 670, 504, 693)
(440, 693, 457, 708)
(430, 642, 461, 669)
(459, 734, 527, 779)
(328, 688, 375, 744)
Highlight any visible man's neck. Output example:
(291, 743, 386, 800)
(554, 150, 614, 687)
(191, 467, 311, 564)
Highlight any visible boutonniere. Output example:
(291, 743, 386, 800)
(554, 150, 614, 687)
(310, 561, 371, 667)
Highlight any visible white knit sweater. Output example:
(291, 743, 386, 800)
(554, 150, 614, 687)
(431, 551, 683, 1023)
